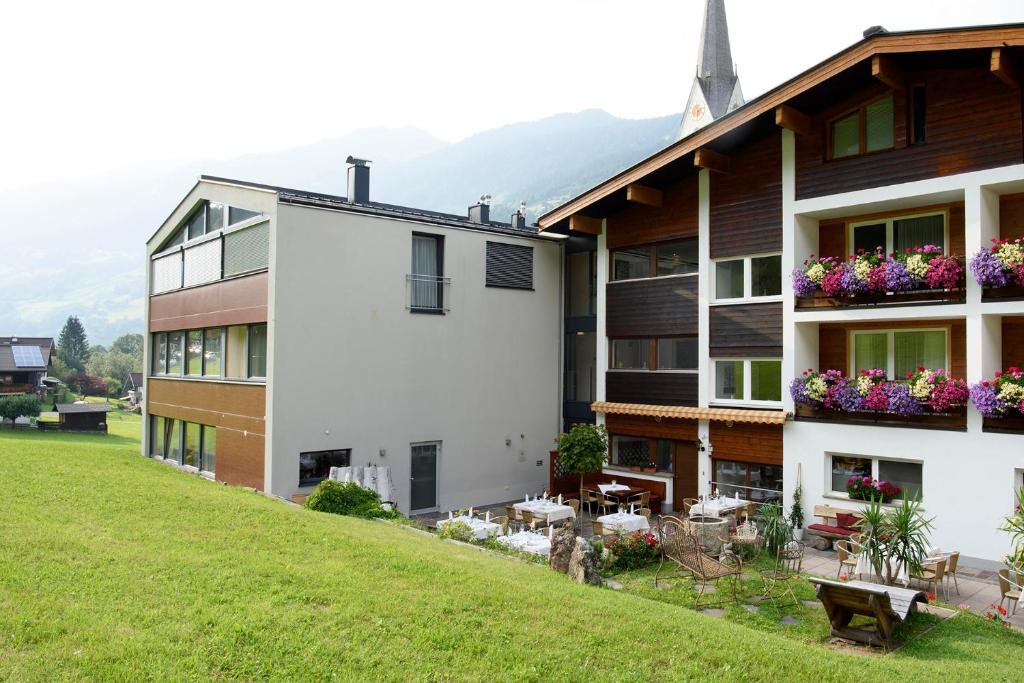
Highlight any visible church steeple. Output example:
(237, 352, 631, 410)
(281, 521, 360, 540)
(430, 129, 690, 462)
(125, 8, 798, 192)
(678, 0, 744, 140)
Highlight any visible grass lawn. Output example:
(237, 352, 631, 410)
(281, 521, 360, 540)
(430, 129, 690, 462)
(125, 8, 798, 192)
(1, 425, 1021, 681)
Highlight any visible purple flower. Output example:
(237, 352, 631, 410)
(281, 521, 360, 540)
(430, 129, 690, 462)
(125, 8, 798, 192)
(792, 268, 816, 297)
(885, 383, 924, 416)
(833, 381, 865, 411)
(838, 266, 867, 295)
(790, 378, 812, 405)
(970, 382, 1007, 416)
(969, 250, 1010, 287)
(883, 260, 915, 292)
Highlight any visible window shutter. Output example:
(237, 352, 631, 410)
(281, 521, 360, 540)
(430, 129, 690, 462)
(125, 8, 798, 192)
(224, 221, 269, 276)
(486, 241, 533, 289)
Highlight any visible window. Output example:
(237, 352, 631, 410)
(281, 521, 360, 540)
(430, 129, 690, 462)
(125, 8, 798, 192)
(186, 330, 203, 375)
(713, 359, 782, 405)
(657, 338, 698, 370)
(611, 339, 648, 370)
(610, 435, 675, 472)
(207, 202, 225, 233)
(183, 422, 201, 468)
(851, 328, 947, 378)
(829, 453, 922, 501)
(712, 460, 783, 503)
(831, 93, 894, 159)
(167, 418, 181, 464)
(486, 242, 533, 289)
(226, 325, 248, 378)
(167, 332, 184, 376)
(248, 324, 267, 378)
(566, 251, 596, 317)
(713, 254, 781, 301)
(161, 201, 264, 252)
(565, 332, 596, 402)
(410, 233, 444, 311)
(610, 239, 698, 281)
(186, 209, 206, 241)
(299, 449, 351, 487)
(151, 417, 216, 474)
(203, 328, 222, 377)
(229, 206, 261, 225)
(850, 212, 946, 255)
(151, 416, 165, 457)
(152, 333, 167, 375)
(201, 426, 216, 474)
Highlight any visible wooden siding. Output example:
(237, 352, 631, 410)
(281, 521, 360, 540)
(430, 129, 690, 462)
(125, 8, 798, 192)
(606, 277, 698, 337)
(605, 372, 698, 407)
(605, 414, 698, 441)
(1003, 317, 1024, 368)
(710, 132, 782, 258)
(148, 378, 265, 489)
(606, 173, 698, 249)
(796, 68, 1023, 200)
(149, 271, 268, 332)
(1001, 194, 1024, 240)
(817, 319, 967, 377)
(815, 203, 965, 259)
(708, 422, 783, 466)
(709, 303, 783, 357)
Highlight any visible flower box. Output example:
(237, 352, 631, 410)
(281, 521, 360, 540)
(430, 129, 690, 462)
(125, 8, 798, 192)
(981, 285, 1024, 302)
(970, 368, 1024, 430)
(795, 287, 965, 310)
(982, 414, 1024, 435)
(794, 403, 967, 431)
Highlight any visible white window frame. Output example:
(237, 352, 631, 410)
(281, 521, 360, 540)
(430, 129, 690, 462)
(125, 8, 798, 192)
(710, 252, 783, 304)
(826, 452, 923, 503)
(848, 327, 949, 379)
(710, 358, 783, 407)
(847, 210, 948, 256)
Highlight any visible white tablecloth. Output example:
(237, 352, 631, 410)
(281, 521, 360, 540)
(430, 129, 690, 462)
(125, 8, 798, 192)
(496, 530, 552, 556)
(598, 483, 631, 494)
(437, 515, 501, 540)
(597, 512, 650, 534)
(513, 500, 576, 523)
(689, 497, 751, 517)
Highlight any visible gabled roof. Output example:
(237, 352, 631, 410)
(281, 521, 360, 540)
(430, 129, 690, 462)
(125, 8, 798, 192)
(0, 337, 53, 372)
(539, 22, 1024, 230)
(56, 403, 112, 414)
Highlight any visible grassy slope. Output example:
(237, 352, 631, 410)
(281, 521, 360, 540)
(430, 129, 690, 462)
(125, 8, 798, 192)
(0, 425, 1020, 682)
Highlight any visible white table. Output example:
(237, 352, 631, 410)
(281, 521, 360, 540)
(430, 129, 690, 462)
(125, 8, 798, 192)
(598, 483, 631, 495)
(513, 500, 576, 523)
(496, 530, 552, 556)
(436, 515, 501, 540)
(689, 497, 752, 517)
(597, 512, 650, 534)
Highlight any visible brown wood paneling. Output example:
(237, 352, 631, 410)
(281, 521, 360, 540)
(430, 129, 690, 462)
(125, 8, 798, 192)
(605, 414, 699, 441)
(709, 303, 783, 357)
(607, 173, 698, 249)
(606, 276, 698, 337)
(1001, 194, 1024, 240)
(1003, 317, 1024, 368)
(818, 219, 847, 259)
(147, 377, 266, 489)
(605, 372, 698, 407)
(708, 422, 783, 466)
(796, 68, 1023, 200)
(149, 272, 268, 332)
(710, 132, 782, 258)
(817, 319, 967, 377)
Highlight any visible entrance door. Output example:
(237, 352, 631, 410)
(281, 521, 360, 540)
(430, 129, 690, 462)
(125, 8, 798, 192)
(410, 442, 439, 513)
(673, 442, 699, 511)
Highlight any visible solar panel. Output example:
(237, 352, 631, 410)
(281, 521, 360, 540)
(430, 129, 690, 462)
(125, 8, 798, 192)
(12, 345, 45, 367)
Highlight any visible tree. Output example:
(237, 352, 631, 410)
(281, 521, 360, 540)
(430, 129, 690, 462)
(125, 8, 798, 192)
(0, 395, 41, 427)
(57, 316, 90, 372)
(111, 333, 144, 363)
(556, 424, 608, 493)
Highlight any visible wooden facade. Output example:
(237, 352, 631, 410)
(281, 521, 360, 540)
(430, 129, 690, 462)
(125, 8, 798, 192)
(710, 132, 782, 258)
(605, 372, 698, 407)
(606, 276, 698, 338)
(606, 173, 698, 248)
(1003, 317, 1024, 369)
(708, 422, 783, 466)
(709, 302, 783, 357)
(1001, 194, 1024, 240)
(149, 271, 268, 332)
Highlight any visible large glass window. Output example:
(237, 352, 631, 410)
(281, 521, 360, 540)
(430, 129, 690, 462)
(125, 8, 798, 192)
(610, 435, 650, 468)
(167, 332, 184, 376)
(167, 418, 181, 464)
(183, 422, 201, 468)
(713, 460, 783, 503)
(566, 251, 596, 317)
(248, 324, 267, 378)
(713, 359, 782, 405)
(851, 212, 946, 255)
(565, 332, 596, 402)
(186, 330, 203, 375)
(187, 209, 206, 240)
(203, 329, 222, 377)
(713, 255, 781, 301)
(299, 449, 352, 487)
(830, 454, 922, 501)
(831, 93, 894, 159)
(229, 207, 261, 225)
(852, 328, 948, 378)
(715, 260, 744, 299)
(206, 202, 225, 233)
(751, 255, 782, 297)
(656, 240, 698, 277)
(201, 426, 216, 474)
(830, 455, 871, 494)
(152, 333, 167, 375)
(410, 234, 443, 311)
(750, 360, 782, 401)
(879, 459, 922, 500)
(714, 361, 744, 401)
(657, 338, 697, 370)
(226, 325, 248, 378)
(611, 339, 648, 370)
(611, 240, 698, 281)
(611, 247, 650, 281)
(151, 416, 165, 457)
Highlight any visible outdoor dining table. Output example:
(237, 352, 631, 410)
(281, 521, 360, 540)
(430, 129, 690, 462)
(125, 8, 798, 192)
(689, 496, 752, 517)
(513, 499, 576, 523)
(596, 511, 650, 534)
(597, 484, 647, 504)
(496, 530, 552, 556)
(436, 515, 501, 540)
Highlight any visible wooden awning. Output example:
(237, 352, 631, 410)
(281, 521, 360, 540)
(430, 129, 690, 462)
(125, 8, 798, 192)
(591, 402, 789, 425)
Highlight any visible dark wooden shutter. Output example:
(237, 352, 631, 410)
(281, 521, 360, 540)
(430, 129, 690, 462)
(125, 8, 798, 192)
(486, 241, 533, 289)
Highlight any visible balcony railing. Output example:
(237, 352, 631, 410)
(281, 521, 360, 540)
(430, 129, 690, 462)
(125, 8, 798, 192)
(0, 384, 34, 395)
(151, 219, 269, 295)
(406, 274, 451, 313)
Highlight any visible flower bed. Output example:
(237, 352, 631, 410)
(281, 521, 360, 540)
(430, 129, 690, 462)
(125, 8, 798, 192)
(791, 367, 969, 430)
(793, 247, 965, 308)
(847, 475, 900, 503)
(971, 367, 1024, 434)
(604, 531, 659, 570)
(969, 238, 1024, 300)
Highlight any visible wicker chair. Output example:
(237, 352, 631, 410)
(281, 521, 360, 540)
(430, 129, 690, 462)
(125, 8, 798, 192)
(591, 520, 607, 537)
(580, 488, 599, 514)
(836, 539, 860, 579)
(999, 568, 1021, 616)
(655, 515, 742, 607)
(682, 498, 699, 515)
(596, 493, 616, 516)
(637, 507, 652, 520)
(566, 499, 581, 516)
(760, 541, 805, 609)
(913, 558, 947, 601)
(946, 551, 961, 596)
(628, 491, 651, 509)
(505, 505, 518, 522)
(491, 515, 509, 535)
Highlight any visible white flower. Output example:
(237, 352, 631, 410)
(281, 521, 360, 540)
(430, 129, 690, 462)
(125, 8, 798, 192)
(853, 258, 872, 281)
(910, 376, 933, 401)
(905, 254, 929, 280)
(806, 376, 827, 401)
(997, 242, 1024, 268)
(855, 375, 873, 396)
(806, 263, 826, 284)
(998, 383, 1024, 404)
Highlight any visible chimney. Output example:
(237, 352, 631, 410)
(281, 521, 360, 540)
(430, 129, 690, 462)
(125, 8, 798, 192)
(346, 156, 371, 204)
(469, 194, 491, 224)
(863, 25, 887, 38)
(510, 200, 527, 229)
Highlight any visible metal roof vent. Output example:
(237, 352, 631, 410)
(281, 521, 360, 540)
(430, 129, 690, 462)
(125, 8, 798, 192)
(863, 25, 888, 39)
(469, 194, 491, 224)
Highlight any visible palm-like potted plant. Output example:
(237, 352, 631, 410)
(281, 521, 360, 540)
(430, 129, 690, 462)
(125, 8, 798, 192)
(556, 424, 608, 495)
(856, 497, 934, 585)
(758, 501, 793, 555)
(999, 486, 1024, 570)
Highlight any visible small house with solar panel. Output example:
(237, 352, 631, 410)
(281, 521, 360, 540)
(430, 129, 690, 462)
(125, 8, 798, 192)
(0, 337, 54, 396)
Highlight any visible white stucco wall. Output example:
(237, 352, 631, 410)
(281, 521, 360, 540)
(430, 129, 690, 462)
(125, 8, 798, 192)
(267, 203, 561, 512)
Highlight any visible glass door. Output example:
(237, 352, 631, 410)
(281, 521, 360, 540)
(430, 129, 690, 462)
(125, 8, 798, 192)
(410, 442, 439, 513)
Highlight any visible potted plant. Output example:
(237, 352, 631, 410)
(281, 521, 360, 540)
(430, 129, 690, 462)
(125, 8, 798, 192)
(999, 486, 1024, 570)
(556, 424, 608, 495)
(855, 497, 934, 585)
(757, 501, 792, 555)
(642, 461, 657, 473)
(790, 479, 805, 541)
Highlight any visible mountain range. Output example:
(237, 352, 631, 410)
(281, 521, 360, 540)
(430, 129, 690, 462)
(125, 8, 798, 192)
(0, 109, 679, 345)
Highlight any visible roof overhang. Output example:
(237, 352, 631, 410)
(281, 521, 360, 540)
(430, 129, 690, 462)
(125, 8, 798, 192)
(592, 401, 789, 425)
(538, 23, 1024, 231)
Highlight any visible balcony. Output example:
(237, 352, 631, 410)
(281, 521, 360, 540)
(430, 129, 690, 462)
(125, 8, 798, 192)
(794, 403, 966, 431)
(406, 274, 451, 313)
(151, 219, 269, 295)
(0, 383, 35, 396)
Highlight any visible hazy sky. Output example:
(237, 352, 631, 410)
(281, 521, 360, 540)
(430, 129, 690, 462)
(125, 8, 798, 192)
(2, 0, 1021, 191)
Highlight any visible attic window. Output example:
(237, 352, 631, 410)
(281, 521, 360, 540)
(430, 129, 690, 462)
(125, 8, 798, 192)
(830, 93, 894, 159)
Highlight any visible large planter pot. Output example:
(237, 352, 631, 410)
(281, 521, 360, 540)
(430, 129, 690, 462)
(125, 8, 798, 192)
(982, 284, 1024, 302)
(689, 515, 729, 556)
(793, 527, 805, 541)
(982, 413, 1024, 434)
(795, 287, 966, 310)
(794, 403, 967, 432)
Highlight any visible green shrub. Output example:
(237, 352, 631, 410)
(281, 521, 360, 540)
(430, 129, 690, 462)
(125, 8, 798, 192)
(757, 501, 792, 555)
(437, 520, 474, 543)
(304, 481, 397, 519)
(605, 531, 660, 570)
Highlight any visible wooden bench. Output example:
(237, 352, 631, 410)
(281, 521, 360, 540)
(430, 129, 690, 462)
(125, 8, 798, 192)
(809, 577, 928, 648)
(804, 504, 861, 550)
